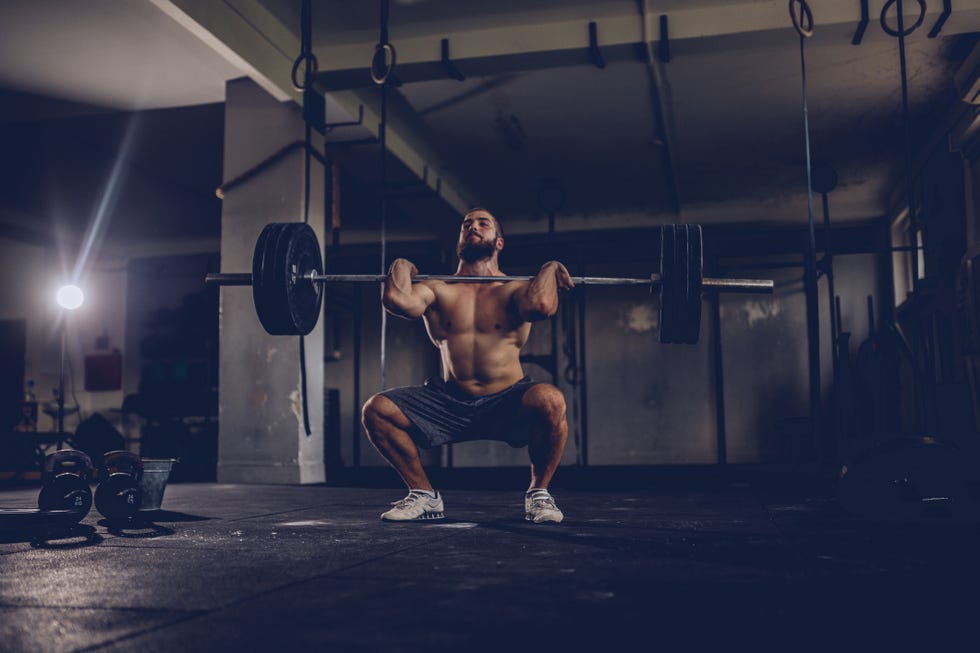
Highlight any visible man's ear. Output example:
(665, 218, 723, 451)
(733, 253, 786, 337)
(495, 236, 504, 251)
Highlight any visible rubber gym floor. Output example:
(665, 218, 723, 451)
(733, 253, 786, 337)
(1, 471, 978, 653)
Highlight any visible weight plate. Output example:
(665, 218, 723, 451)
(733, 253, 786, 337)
(281, 223, 324, 336)
(253, 224, 292, 335)
(0, 508, 88, 532)
(674, 224, 690, 345)
(253, 223, 323, 336)
(253, 223, 280, 333)
(659, 225, 678, 344)
(681, 224, 703, 345)
(268, 223, 298, 335)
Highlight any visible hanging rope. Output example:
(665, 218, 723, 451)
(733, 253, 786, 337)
(790, 0, 817, 265)
(881, 0, 928, 432)
(881, 0, 926, 292)
(790, 0, 823, 459)
(292, 0, 317, 436)
(374, 0, 395, 390)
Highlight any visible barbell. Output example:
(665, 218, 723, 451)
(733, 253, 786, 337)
(204, 222, 774, 344)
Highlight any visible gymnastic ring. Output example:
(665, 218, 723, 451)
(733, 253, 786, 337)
(291, 52, 319, 92)
(788, 0, 814, 38)
(370, 43, 397, 85)
(880, 0, 927, 37)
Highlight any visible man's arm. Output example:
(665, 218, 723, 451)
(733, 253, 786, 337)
(513, 261, 574, 322)
(383, 258, 436, 319)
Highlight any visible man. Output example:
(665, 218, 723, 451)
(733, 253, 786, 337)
(361, 208, 573, 523)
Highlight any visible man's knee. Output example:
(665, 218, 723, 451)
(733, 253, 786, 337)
(362, 394, 410, 434)
(522, 384, 567, 424)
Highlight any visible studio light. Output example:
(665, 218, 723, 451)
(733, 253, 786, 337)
(54, 283, 84, 439)
(56, 284, 84, 310)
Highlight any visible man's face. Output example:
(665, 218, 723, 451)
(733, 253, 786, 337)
(456, 211, 501, 262)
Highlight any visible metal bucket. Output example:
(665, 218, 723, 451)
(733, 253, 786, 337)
(138, 458, 178, 512)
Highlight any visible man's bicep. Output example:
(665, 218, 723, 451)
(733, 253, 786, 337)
(509, 281, 538, 320)
(415, 282, 438, 310)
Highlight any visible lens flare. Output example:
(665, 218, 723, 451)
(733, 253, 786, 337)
(56, 285, 84, 310)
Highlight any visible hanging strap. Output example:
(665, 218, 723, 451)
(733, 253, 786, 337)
(791, 0, 823, 458)
(294, 0, 316, 436)
(790, 0, 817, 259)
(881, 0, 924, 291)
(374, 0, 395, 390)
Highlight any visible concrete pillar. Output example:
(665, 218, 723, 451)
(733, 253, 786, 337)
(217, 78, 325, 484)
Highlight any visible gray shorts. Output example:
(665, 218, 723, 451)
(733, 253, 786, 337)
(379, 376, 541, 449)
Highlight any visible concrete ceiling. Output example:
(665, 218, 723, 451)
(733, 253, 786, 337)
(1, 0, 980, 247)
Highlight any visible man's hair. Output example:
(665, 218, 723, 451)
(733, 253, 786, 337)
(463, 207, 504, 239)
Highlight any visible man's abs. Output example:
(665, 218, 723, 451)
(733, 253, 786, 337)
(436, 332, 526, 395)
(422, 282, 532, 395)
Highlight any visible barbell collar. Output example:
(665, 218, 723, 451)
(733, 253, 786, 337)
(206, 271, 773, 294)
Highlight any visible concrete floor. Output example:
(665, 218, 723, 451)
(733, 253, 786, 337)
(1, 478, 979, 652)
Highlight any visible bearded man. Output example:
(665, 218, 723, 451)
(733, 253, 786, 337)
(361, 208, 573, 523)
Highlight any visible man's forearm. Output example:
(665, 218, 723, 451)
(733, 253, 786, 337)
(383, 260, 429, 318)
(519, 263, 561, 320)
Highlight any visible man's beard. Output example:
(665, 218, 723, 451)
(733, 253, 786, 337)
(456, 237, 496, 263)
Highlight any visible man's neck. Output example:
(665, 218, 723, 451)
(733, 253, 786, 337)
(456, 257, 502, 277)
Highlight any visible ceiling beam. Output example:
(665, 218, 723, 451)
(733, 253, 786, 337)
(311, 0, 980, 90)
(151, 0, 476, 214)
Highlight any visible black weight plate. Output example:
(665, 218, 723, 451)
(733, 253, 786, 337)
(95, 474, 142, 522)
(674, 224, 690, 344)
(681, 224, 703, 345)
(253, 224, 292, 335)
(252, 223, 278, 333)
(659, 225, 678, 344)
(38, 475, 92, 514)
(0, 508, 88, 532)
(264, 223, 295, 335)
(278, 223, 323, 336)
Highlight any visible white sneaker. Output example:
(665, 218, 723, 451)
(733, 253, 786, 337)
(380, 490, 445, 521)
(525, 489, 563, 524)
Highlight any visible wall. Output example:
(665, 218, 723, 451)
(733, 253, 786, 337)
(0, 238, 127, 433)
(319, 224, 889, 471)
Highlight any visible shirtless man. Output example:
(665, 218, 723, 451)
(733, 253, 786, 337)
(361, 208, 573, 523)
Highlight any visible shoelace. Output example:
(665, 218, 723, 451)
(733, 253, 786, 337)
(391, 491, 430, 508)
(529, 493, 557, 510)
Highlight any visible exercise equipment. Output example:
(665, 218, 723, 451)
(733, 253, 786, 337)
(94, 451, 143, 522)
(0, 450, 92, 532)
(205, 222, 773, 344)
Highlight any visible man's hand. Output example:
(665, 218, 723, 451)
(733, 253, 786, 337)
(389, 258, 418, 281)
(514, 261, 572, 322)
(383, 258, 434, 320)
(541, 261, 574, 291)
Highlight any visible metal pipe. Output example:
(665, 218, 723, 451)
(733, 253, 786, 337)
(205, 272, 775, 294)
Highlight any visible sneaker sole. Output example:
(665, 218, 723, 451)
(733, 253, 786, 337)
(381, 511, 445, 522)
(525, 513, 563, 524)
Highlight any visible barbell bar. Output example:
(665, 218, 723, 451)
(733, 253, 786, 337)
(204, 222, 774, 344)
(204, 271, 773, 293)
